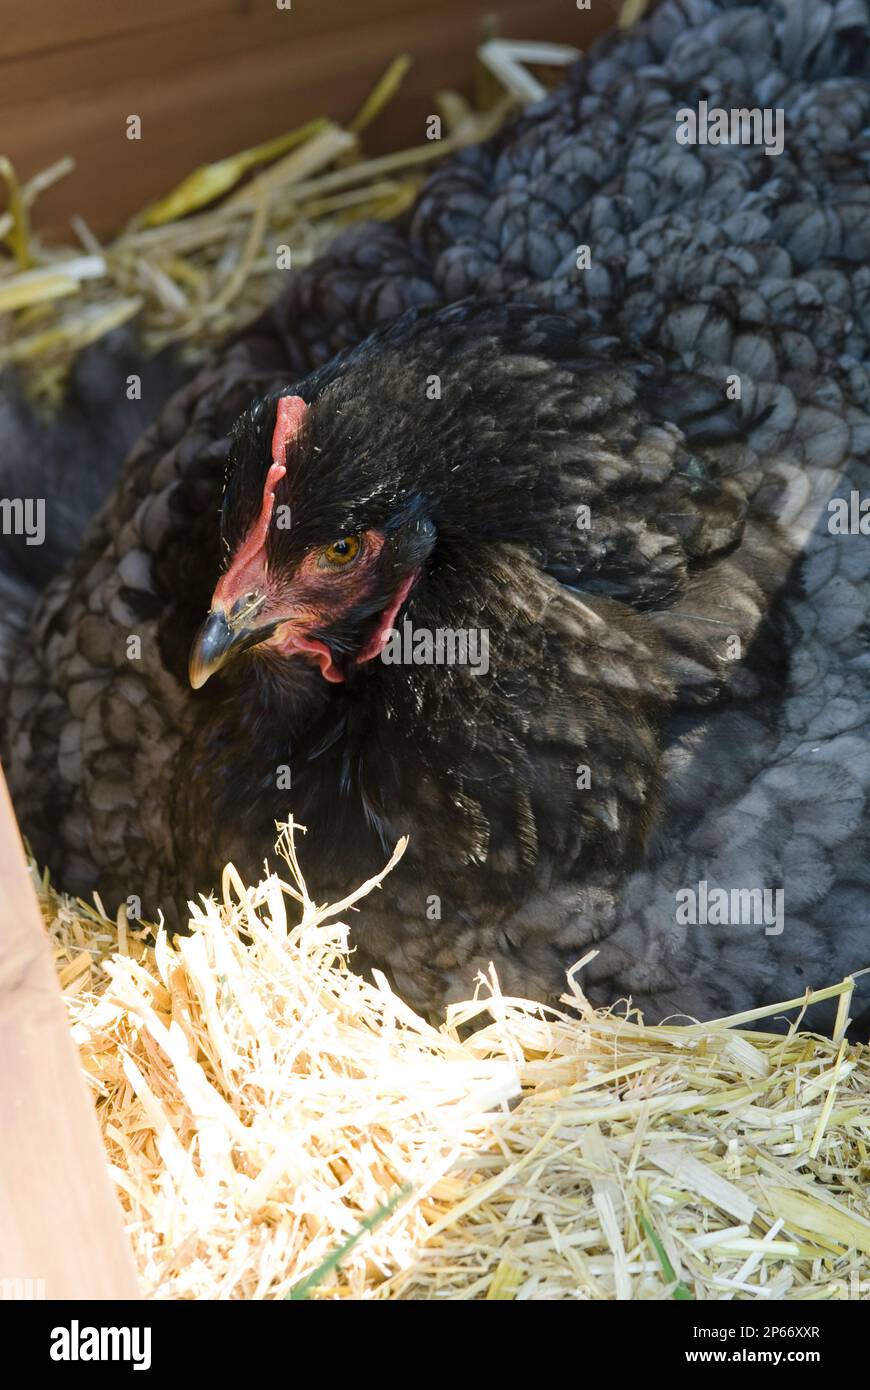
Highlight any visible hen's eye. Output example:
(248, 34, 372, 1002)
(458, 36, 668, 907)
(320, 535, 361, 568)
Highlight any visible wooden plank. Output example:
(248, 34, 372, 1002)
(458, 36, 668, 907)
(0, 0, 570, 109)
(0, 0, 509, 64)
(0, 764, 139, 1300)
(2, 1, 606, 238)
(0, 0, 236, 62)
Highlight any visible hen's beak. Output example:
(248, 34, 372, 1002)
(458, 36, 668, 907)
(188, 609, 273, 689)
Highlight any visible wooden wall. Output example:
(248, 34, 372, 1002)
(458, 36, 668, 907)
(0, 767, 139, 1299)
(0, 0, 613, 241)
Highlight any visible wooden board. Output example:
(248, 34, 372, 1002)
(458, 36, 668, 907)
(0, 0, 613, 238)
(0, 763, 139, 1300)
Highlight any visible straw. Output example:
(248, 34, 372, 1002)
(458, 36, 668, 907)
(0, 53, 523, 400)
(38, 822, 870, 1302)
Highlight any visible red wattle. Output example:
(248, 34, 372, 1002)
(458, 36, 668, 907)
(356, 568, 419, 665)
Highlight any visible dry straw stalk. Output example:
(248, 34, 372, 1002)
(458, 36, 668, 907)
(40, 821, 870, 1302)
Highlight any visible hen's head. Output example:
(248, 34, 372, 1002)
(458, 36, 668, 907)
(188, 301, 573, 691)
(188, 300, 748, 692)
(188, 382, 436, 689)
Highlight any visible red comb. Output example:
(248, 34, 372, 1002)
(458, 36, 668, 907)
(213, 395, 307, 608)
(271, 394, 308, 468)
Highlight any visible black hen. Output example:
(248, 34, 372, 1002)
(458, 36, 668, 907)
(174, 302, 793, 1011)
(3, 0, 869, 1027)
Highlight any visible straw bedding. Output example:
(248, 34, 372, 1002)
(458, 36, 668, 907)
(40, 821, 870, 1301)
(0, 59, 515, 401)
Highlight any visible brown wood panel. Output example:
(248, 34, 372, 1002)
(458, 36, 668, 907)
(0, 0, 236, 62)
(0, 0, 482, 106)
(0, 0, 549, 64)
(1, 1, 608, 239)
(0, 764, 139, 1300)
